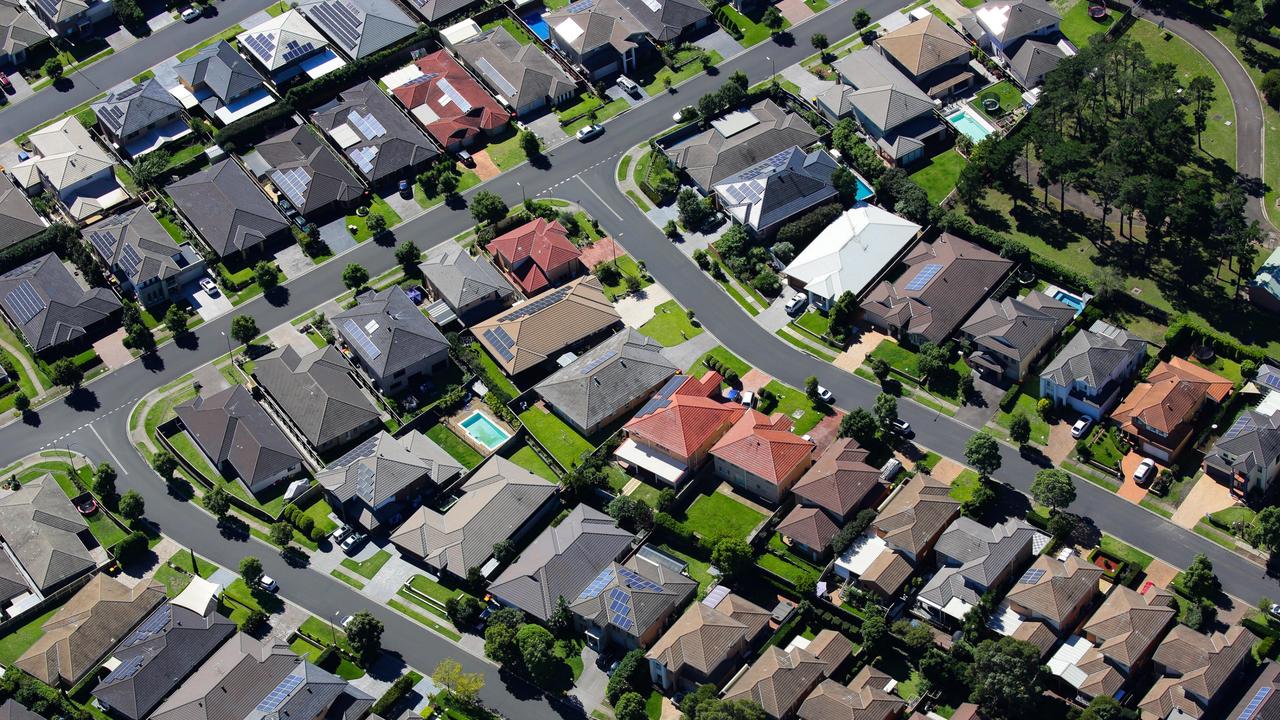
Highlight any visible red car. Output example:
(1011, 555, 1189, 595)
(0, 72, 12, 92)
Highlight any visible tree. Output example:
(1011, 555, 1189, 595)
(49, 358, 83, 388)
(867, 356, 891, 383)
(470, 191, 508, 225)
(13, 392, 29, 413)
(202, 486, 231, 519)
(151, 451, 177, 479)
(1181, 553, 1219, 599)
(118, 490, 145, 523)
(164, 304, 191, 335)
(711, 538, 754, 581)
(969, 637, 1043, 720)
(519, 129, 540, 158)
(964, 432, 1002, 479)
(962, 479, 996, 519)
(762, 5, 782, 30)
(395, 240, 420, 269)
(915, 343, 949, 381)
(1009, 413, 1031, 446)
(240, 556, 264, 587)
(805, 375, 821, 403)
(345, 612, 384, 666)
(433, 659, 484, 706)
(1030, 468, 1076, 512)
(873, 393, 898, 434)
(677, 188, 712, 229)
(1231, 0, 1262, 48)
(1263, 69, 1280, 110)
(1186, 75, 1215, 149)
(516, 624, 558, 685)
(253, 261, 278, 291)
(606, 649, 650, 704)
(94, 462, 116, 497)
(810, 32, 828, 54)
(366, 213, 388, 237)
(484, 622, 520, 665)
(893, 619, 934, 652)
(269, 521, 293, 549)
(438, 171, 460, 197)
(548, 596, 573, 636)
(230, 315, 258, 345)
(1252, 506, 1280, 553)
(860, 613, 886, 649)
(919, 647, 964, 695)
(446, 594, 486, 628)
(608, 495, 653, 531)
(830, 166, 861, 201)
(42, 57, 63, 81)
(492, 539, 516, 563)
(115, 531, 147, 562)
(132, 151, 171, 189)
(852, 8, 871, 29)
(1079, 696, 1132, 720)
(342, 264, 370, 291)
(615, 693, 647, 720)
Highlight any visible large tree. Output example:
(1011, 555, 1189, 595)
(432, 659, 484, 706)
(240, 556, 264, 587)
(873, 393, 898, 434)
(345, 612, 384, 666)
(1030, 468, 1076, 513)
(230, 315, 258, 346)
(964, 432, 1002, 479)
(838, 408, 877, 445)
(1181, 553, 1219, 599)
(516, 624, 559, 686)
(470, 191, 508, 225)
(969, 637, 1043, 719)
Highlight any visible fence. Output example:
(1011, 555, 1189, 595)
(156, 417, 285, 524)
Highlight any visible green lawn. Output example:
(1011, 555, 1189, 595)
(345, 196, 402, 242)
(341, 550, 392, 579)
(645, 691, 664, 720)
(299, 495, 339, 536)
(638, 300, 703, 346)
(484, 129, 531, 171)
(653, 541, 714, 590)
(0, 606, 57, 664)
(469, 341, 519, 397)
(866, 339, 969, 403)
(757, 552, 818, 584)
(644, 49, 723, 96)
(389, 597, 463, 641)
(794, 310, 831, 338)
(153, 554, 218, 597)
(1099, 534, 1153, 570)
(506, 443, 560, 482)
(973, 80, 1024, 122)
(168, 430, 221, 482)
(482, 16, 532, 43)
(993, 382, 1051, 445)
(416, 169, 481, 208)
(520, 405, 593, 469)
(1083, 426, 1127, 470)
(598, 255, 652, 300)
(224, 578, 283, 616)
(1210, 505, 1256, 531)
(1058, 0, 1119, 48)
(168, 429, 290, 517)
(761, 380, 825, 435)
(691, 345, 752, 380)
(681, 490, 766, 541)
(427, 423, 485, 469)
(559, 96, 629, 134)
(408, 574, 464, 605)
(718, 4, 787, 47)
(909, 150, 967, 205)
(948, 469, 982, 502)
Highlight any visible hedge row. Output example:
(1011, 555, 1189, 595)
(1163, 314, 1266, 364)
(371, 673, 417, 716)
(282, 502, 326, 541)
(0, 223, 83, 275)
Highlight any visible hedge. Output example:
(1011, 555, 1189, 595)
(0, 223, 84, 275)
(775, 203, 842, 250)
(371, 673, 417, 716)
(1164, 314, 1266, 364)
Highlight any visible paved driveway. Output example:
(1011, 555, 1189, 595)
(184, 280, 233, 322)
(614, 283, 672, 328)
(94, 328, 134, 369)
(274, 244, 314, 280)
(319, 220, 357, 256)
(1170, 472, 1236, 530)
(694, 28, 743, 59)
(1117, 451, 1159, 504)
(524, 111, 568, 147)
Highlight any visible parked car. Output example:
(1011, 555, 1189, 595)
(1269, 603, 1280, 620)
(340, 614, 354, 629)
(341, 531, 366, 554)
(180, 6, 200, 21)
(330, 524, 353, 544)
(784, 293, 807, 316)
(259, 575, 278, 592)
(816, 386, 834, 404)
(457, 149, 474, 167)
(673, 107, 696, 123)
(575, 124, 604, 141)
(199, 277, 219, 296)
(0, 72, 13, 92)
(891, 418, 913, 437)
(1071, 416, 1092, 439)
(1133, 458, 1156, 486)
(616, 75, 641, 98)
(398, 179, 411, 197)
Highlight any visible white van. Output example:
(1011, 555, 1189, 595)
(617, 75, 641, 97)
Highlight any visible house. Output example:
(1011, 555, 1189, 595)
(1138, 625, 1255, 720)
(614, 0, 710, 43)
(91, 604, 236, 720)
(873, 474, 960, 564)
(1111, 358, 1233, 462)
(297, 0, 415, 61)
(0, 0, 47, 69)
(861, 233, 1014, 346)
(418, 240, 515, 326)
(1226, 661, 1280, 720)
(822, 49, 944, 166)
(26, 0, 111, 37)
(616, 372, 744, 486)
(1039, 320, 1147, 421)
(534, 329, 678, 437)
(0, 252, 121, 355)
(782, 204, 922, 310)
(1203, 408, 1280, 497)
(245, 125, 364, 221)
(960, 293, 1075, 382)
(91, 79, 190, 158)
(545, 0, 648, 80)
(722, 630, 854, 720)
(1250, 245, 1280, 314)
(1047, 585, 1176, 702)
(916, 517, 1045, 627)
(390, 51, 511, 151)
(311, 80, 440, 188)
(486, 218, 583, 296)
(571, 555, 697, 652)
(488, 504, 635, 622)
(175, 385, 305, 495)
(666, 99, 820, 193)
(0, 475, 98, 593)
(0, 550, 33, 617)
(317, 430, 462, 530)
(875, 14, 976, 99)
(403, 0, 477, 25)
(9, 117, 127, 223)
(15, 576, 164, 687)
(776, 507, 840, 563)
(712, 146, 838, 237)
(791, 438, 890, 523)
(646, 586, 770, 692)
(237, 10, 345, 85)
(166, 159, 291, 261)
(797, 666, 907, 720)
(993, 554, 1103, 637)
(172, 41, 274, 126)
(84, 207, 206, 308)
(253, 344, 381, 453)
(452, 26, 578, 117)
(958, 0, 1069, 88)
(471, 275, 621, 376)
(0, 184, 47, 251)
(331, 285, 450, 395)
(710, 410, 814, 505)
(0, 701, 43, 720)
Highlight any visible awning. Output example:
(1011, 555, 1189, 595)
(172, 575, 222, 616)
(613, 438, 686, 485)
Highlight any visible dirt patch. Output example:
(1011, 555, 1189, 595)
(470, 150, 502, 181)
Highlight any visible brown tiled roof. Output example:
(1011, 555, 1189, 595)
(873, 475, 960, 556)
(710, 410, 814, 487)
(646, 592, 770, 678)
(1082, 585, 1175, 669)
(1073, 646, 1125, 700)
(875, 15, 970, 76)
(472, 275, 621, 375)
(792, 438, 886, 518)
(723, 630, 851, 720)
(798, 666, 904, 720)
(1141, 624, 1256, 717)
(1004, 554, 1102, 628)
(1112, 358, 1233, 444)
(860, 551, 913, 596)
(778, 506, 840, 550)
(1010, 619, 1057, 657)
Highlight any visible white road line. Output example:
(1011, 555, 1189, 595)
(577, 176, 623, 222)
(89, 423, 124, 471)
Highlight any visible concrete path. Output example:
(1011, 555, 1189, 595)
(780, 64, 834, 102)
(660, 330, 718, 371)
(0, 335, 45, 395)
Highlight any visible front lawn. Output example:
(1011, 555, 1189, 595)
(345, 196, 402, 243)
(1098, 534, 1154, 571)
(794, 310, 831, 338)
(681, 490, 766, 541)
(1058, 0, 1118, 48)
(691, 345, 752, 380)
(761, 380, 825, 435)
(224, 578, 283, 616)
(717, 4, 787, 47)
(506, 443, 559, 481)
(993, 382, 1051, 445)
(948, 469, 982, 502)
(597, 255, 651, 300)
(299, 495, 339, 536)
(408, 574, 464, 605)
(866, 340, 969, 403)
(519, 405, 593, 470)
(1083, 426, 1127, 470)
(908, 150, 967, 205)
(416, 169, 481, 208)
(484, 130, 530, 172)
(638, 300, 703, 346)
(559, 96, 629, 135)
(426, 423, 484, 469)
(153, 554, 219, 597)
(644, 49, 723, 96)
(341, 550, 391, 579)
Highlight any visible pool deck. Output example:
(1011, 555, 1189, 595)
(946, 100, 998, 142)
(445, 401, 515, 456)
(1042, 284, 1093, 317)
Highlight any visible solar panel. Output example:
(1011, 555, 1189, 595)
(348, 110, 386, 140)
(119, 244, 143, 279)
(499, 285, 572, 322)
(576, 567, 616, 601)
(281, 39, 316, 63)
(33, 0, 56, 20)
(641, 0, 661, 10)
(353, 463, 376, 501)
(256, 674, 305, 713)
(246, 32, 277, 60)
(475, 57, 517, 99)
(1238, 685, 1272, 720)
(1018, 567, 1045, 585)
(123, 604, 173, 647)
(1225, 415, 1255, 440)
(349, 146, 379, 175)
(483, 327, 514, 362)
(1264, 373, 1280, 392)
(272, 167, 312, 208)
(102, 655, 146, 683)
(607, 587, 634, 629)
(578, 349, 617, 375)
(905, 263, 943, 292)
(5, 280, 45, 324)
(343, 318, 382, 360)
(89, 230, 116, 261)
(564, 0, 594, 12)
(436, 77, 473, 113)
(617, 566, 662, 592)
(312, 0, 362, 50)
(737, 149, 792, 181)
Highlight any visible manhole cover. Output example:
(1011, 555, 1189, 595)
(1131, 287, 1142, 295)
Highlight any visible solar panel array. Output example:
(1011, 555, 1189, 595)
(33, 0, 57, 22)
(641, 0, 661, 10)
(1225, 415, 1255, 440)
(483, 326, 515, 362)
(1017, 567, 1045, 585)
(281, 39, 316, 64)
(1263, 373, 1280, 393)
(576, 567, 616, 601)
(721, 180, 765, 207)
(244, 32, 277, 61)
(5, 280, 45, 324)
(335, 433, 380, 468)
(123, 605, 172, 648)
(608, 587, 634, 631)
(499, 285, 573, 322)
(310, 0, 363, 51)
(617, 566, 662, 592)
(735, 149, 791, 182)
(476, 57, 517, 98)
(1237, 685, 1272, 720)
(350, 146, 379, 175)
(348, 110, 386, 140)
(272, 167, 313, 209)
(256, 674, 305, 714)
(343, 318, 382, 359)
(904, 263, 943, 292)
(119, 244, 143, 280)
(565, 0, 595, 12)
(635, 375, 684, 417)
(88, 230, 117, 262)
(578, 350, 617, 376)
(103, 655, 146, 684)
(99, 104, 126, 132)
(436, 77, 473, 113)
(353, 463, 377, 502)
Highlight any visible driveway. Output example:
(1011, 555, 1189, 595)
(319, 220, 357, 256)
(776, 0, 814, 25)
(265, 323, 314, 355)
(1170, 472, 1236, 530)
(93, 328, 133, 370)
(780, 64, 834, 103)
(1045, 421, 1076, 465)
(694, 28, 743, 59)
(274, 244, 315, 280)
(832, 329, 887, 373)
(660, 331, 717, 371)
(184, 280, 233, 321)
(614, 283, 672, 328)
(1117, 452, 1158, 504)
(524, 112, 568, 147)
(953, 372, 1001, 428)
(470, 150, 502, 181)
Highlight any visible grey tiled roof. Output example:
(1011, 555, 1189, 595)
(0, 475, 95, 591)
(92, 79, 183, 138)
(84, 207, 195, 288)
(253, 344, 379, 449)
(453, 26, 577, 111)
(0, 700, 46, 720)
(0, 252, 121, 353)
(616, 0, 708, 41)
(545, 0, 644, 56)
(1041, 320, 1147, 391)
(310, 80, 439, 185)
(175, 41, 265, 109)
(971, 0, 1060, 43)
(242, 661, 371, 720)
(150, 635, 299, 720)
(407, 0, 476, 22)
(176, 385, 303, 489)
(962, 293, 1074, 366)
(570, 556, 697, 640)
(918, 518, 1042, 614)
(831, 49, 936, 132)
(0, 550, 27, 604)
(253, 125, 364, 218)
(534, 329, 677, 434)
(167, 160, 290, 258)
(713, 146, 837, 232)
(666, 99, 820, 190)
(419, 241, 514, 312)
(298, 0, 415, 59)
(1007, 37, 1064, 84)
(0, 183, 45, 251)
(1205, 409, 1280, 481)
(317, 430, 462, 527)
(0, 0, 46, 57)
(489, 504, 635, 621)
(332, 285, 448, 381)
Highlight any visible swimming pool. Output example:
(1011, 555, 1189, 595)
(521, 13, 550, 40)
(948, 109, 993, 143)
(1043, 284, 1092, 317)
(853, 172, 874, 202)
(460, 411, 511, 451)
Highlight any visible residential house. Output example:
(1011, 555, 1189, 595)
(836, 475, 957, 599)
(534, 329, 678, 437)
(253, 344, 381, 453)
(776, 507, 840, 564)
(331, 285, 450, 395)
(26, 0, 111, 37)
(666, 99, 820, 193)
(875, 14, 976, 99)
(1039, 319, 1147, 421)
(0, 701, 43, 720)
(797, 666, 907, 720)
(1250, 245, 1280, 315)
(91, 79, 190, 158)
(172, 41, 274, 126)
(15, 576, 164, 687)
(471, 275, 621, 376)
(915, 517, 1045, 627)
(486, 217, 583, 296)
(245, 124, 365, 221)
(545, 0, 648, 80)
(781, 438, 890, 560)
(0, 0, 47, 68)
(861, 233, 1014, 346)
(317, 430, 462, 530)
(960, 293, 1075, 382)
(1226, 660, 1280, 720)
(0, 184, 47, 251)
(84, 207, 206, 308)
(91, 604, 236, 720)
(488, 504, 635, 622)
(237, 10, 345, 85)
(991, 554, 1103, 642)
(722, 630, 854, 720)
(0, 475, 98, 593)
(0, 252, 121, 355)
(9, 117, 127, 223)
(616, 372, 744, 486)
(822, 49, 944, 166)
(782, 204, 921, 310)
(1138, 625, 1255, 720)
(646, 586, 770, 692)
(957, 0, 1070, 88)
(614, 0, 710, 42)
(710, 409, 814, 505)
(452, 26, 578, 117)
(0, 551, 33, 616)
(571, 555, 697, 652)
(298, 0, 415, 61)
(403, 0, 477, 25)
(311, 80, 440, 188)
(712, 146, 838, 238)
(418, 240, 515, 326)
(1203, 408, 1280, 497)
(391, 455, 557, 578)
(391, 51, 511, 151)
(166, 159, 291, 261)
(1111, 357, 1232, 462)
(175, 385, 305, 496)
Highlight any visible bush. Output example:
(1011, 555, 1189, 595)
(371, 673, 417, 716)
(775, 203, 842, 249)
(605, 649, 649, 705)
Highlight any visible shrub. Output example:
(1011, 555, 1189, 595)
(371, 673, 417, 716)
(775, 203, 842, 249)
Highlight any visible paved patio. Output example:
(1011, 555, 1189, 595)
(1171, 473, 1236, 530)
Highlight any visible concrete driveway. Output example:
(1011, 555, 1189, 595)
(1170, 472, 1236, 530)
(184, 279, 233, 321)
(694, 28, 743, 59)
(274, 244, 315, 280)
(614, 283, 672, 328)
(524, 112, 568, 147)
(93, 328, 134, 369)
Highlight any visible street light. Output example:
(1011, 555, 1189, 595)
(516, 181, 525, 204)
(766, 55, 776, 84)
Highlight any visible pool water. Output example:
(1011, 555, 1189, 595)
(460, 411, 511, 451)
(1053, 290, 1086, 313)
(948, 110, 992, 143)
(854, 175, 874, 202)
(522, 13, 550, 40)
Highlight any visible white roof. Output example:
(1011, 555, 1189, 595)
(441, 18, 481, 44)
(554, 17, 584, 44)
(172, 575, 223, 615)
(237, 10, 328, 70)
(214, 87, 277, 124)
(987, 602, 1024, 636)
(1048, 634, 1091, 688)
(614, 437, 686, 485)
(382, 63, 424, 91)
(782, 204, 921, 301)
(834, 532, 888, 577)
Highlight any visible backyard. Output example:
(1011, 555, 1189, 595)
(426, 423, 484, 469)
(679, 488, 766, 542)
(1057, 0, 1119, 48)
(505, 443, 559, 482)
(908, 150, 967, 205)
(519, 404, 593, 470)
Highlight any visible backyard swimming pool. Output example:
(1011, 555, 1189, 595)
(948, 109, 994, 143)
(853, 172, 874, 202)
(460, 411, 511, 451)
(522, 12, 550, 40)
(1043, 284, 1092, 317)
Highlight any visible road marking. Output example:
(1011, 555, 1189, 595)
(577, 175, 624, 222)
(89, 423, 124, 471)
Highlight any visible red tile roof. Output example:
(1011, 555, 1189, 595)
(711, 410, 814, 485)
(624, 373, 744, 462)
(393, 51, 511, 148)
(487, 218, 582, 295)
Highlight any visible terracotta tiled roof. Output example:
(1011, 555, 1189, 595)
(393, 51, 510, 147)
(798, 666, 905, 720)
(1004, 554, 1103, 628)
(624, 373, 743, 462)
(1140, 624, 1255, 718)
(710, 410, 814, 486)
(792, 438, 885, 518)
(1113, 357, 1233, 439)
(487, 218, 582, 295)
(778, 506, 840, 550)
(724, 630, 852, 720)
(1010, 619, 1057, 657)
(873, 475, 960, 556)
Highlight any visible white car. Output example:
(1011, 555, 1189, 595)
(1133, 458, 1156, 486)
(1070, 416, 1093, 439)
(341, 532, 366, 554)
(575, 124, 604, 141)
(199, 277, 219, 296)
(784, 293, 807, 316)
(180, 6, 200, 21)
(340, 615, 354, 629)
(673, 107, 695, 123)
(259, 575, 278, 592)
(816, 386, 834, 404)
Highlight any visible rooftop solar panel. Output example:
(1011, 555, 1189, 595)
(1238, 685, 1272, 720)
(1017, 567, 1045, 585)
(905, 263, 943, 292)
(617, 566, 662, 592)
(349, 146, 379, 175)
(122, 604, 172, 647)
(436, 77, 473, 113)
(576, 567, 615, 601)
(256, 674, 305, 713)
(578, 349, 617, 375)
(119, 244, 143, 279)
(349, 110, 386, 140)
(272, 167, 313, 209)
(5, 280, 45, 324)
(89, 230, 116, 261)
(281, 39, 316, 64)
(475, 57, 517, 99)
(102, 655, 146, 684)
(343, 318, 382, 360)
